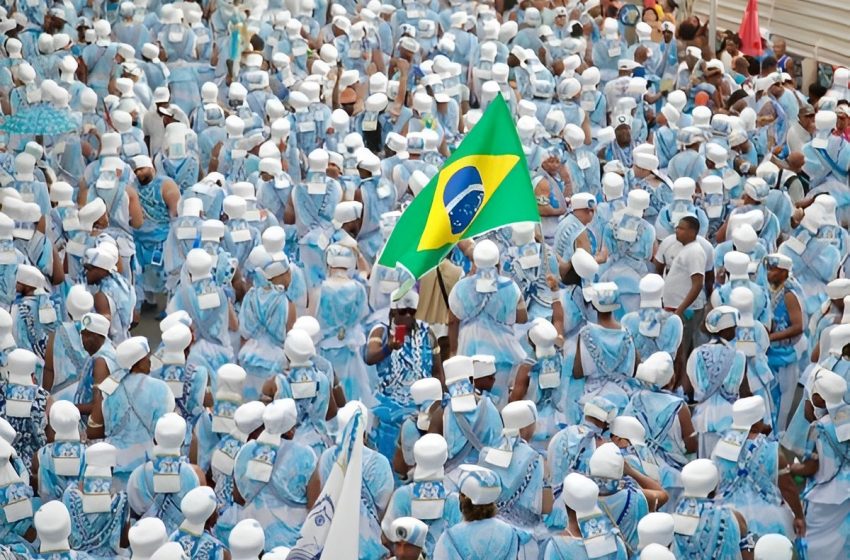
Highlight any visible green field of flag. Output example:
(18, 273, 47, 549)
(378, 94, 540, 286)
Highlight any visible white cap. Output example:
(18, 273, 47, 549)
(35, 501, 72, 553)
(457, 465, 501, 505)
(234, 401, 266, 436)
(116, 336, 150, 370)
(731, 395, 766, 430)
(705, 305, 738, 333)
(179, 486, 217, 533)
(50, 400, 81, 441)
(443, 355, 473, 386)
(638, 512, 675, 549)
(562, 472, 601, 517)
(129, 518, 168, 560)
(413, 433, 447, 480)
(332, 200, 363, 228)
(284, 329, 316, 365)
(681, 458, 719, 498)
(292, 316, 321, 344)
(7, 349, 38, 382)
(635, 352, 674, 387)
(827, 278, 850, 300)
(388, 517, 428, 549)
(229, 519, 266, 559)
(262, 398, 298, 435)
(611, 416, 646, 446)
(640, 544, 675, 560)
(584, 396, 617, 424)
(634, 151, 659, 171)
(16, 264, 45, 290)
(411, 377, 442, 405)
(501, 400, 538, 436)
(602, 172, 625, 200)
(472, 239, 499, 268)
(186, 249, 214, 281)
(161, 324, 192, 364)
(81, 313, 110, 337)
(811, 367, 848, 408)
(589, 442, 624, 479)
(571, 192, 596, 210)
(159, 310, 192, 333)
(470, 354, 495, 380)
(754, 534, 793, 560)
(528, 319, 558, 358)
(639, 274, 664, 308)
(154, 413, 186, 453)
(672, 177, 696, 200)
(729, 286, 755, 325)
(724, 251, 751, 281)
(587, 282, 620, 312)
(571, 248, 599, 280)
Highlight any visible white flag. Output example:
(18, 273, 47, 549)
(287, 408, 364, 560)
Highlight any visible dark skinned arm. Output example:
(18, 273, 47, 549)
(85, 358, 110, 439)
(509, 363, 531, 403)
(678, 404, 698, 454)
(769, 292, 803, 342)
(573, 335, 584, 379)
(778, 453, 806, 536)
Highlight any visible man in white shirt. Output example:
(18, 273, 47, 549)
(786, 104, 814, 153)
(653, 216, 710, 389)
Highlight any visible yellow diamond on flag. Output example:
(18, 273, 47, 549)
(417, 154, 519, 252)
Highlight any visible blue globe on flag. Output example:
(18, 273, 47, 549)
(443, 166, 484, 235)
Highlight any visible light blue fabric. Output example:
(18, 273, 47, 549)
(433, 518, 527, 560)
(578, 324, 637, 413)
(36, 441, 85, 501)
(443, 397, 503, 472)
(713, 433, 793, 538)
(621, 308, 682, 361)
(151, 362, 209, 449)
(671, 496, 743, 560)
(168, 527, 227, 560)
(63, 486, 129, 559)
(233, 437, 317, 549)
(104, 374, 175, 482)
(383, 481, 462, 557)
(127, 455, 200, 535)
(237, 284, 290, 401)
(317, 443, 393, 560)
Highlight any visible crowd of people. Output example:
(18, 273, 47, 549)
(0, 0, 849, 558)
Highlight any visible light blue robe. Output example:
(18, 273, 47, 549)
(597, 480, 649, 553)
(104, 373, 175, 484)
(578, 324, 637, 412)
(291, 177, 343, 289)
(237, 284, 290, 401)
(315, 277, 372, 405)
(128, 455, 200, 535)
(383, 481, 462, 557)
(443, 396, 503, 474)
(713, 433, 793, 538)
(599, 214, 655, 314)
(273, 363, 332, 457)
(63, 485, 129, 559)
(622, 308, 682, 361)
(687, 338, 747, 457)
(671, 496, 743, 560)
(168, 278, 234, 377)
(151, 362, 209, 449)
(234, 437, 316, 549)
(433, 518, 526, 560)
(37, 440, 85, 501)
(779, 232, 841, 320)
(168, 527, 227, 560)
(318, 444, 393, 560)
(448, 271, 526, 404)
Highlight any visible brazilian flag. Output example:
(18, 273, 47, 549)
(378, 95, 540, 287)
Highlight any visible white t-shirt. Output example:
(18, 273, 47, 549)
(657, 235, 710, 310)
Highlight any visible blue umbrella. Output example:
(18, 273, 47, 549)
(0, 104, 78, 136)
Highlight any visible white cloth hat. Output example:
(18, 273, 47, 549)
(180, 486, 217, 533)
(410, 377, 442, 405)
(811, 367, 848, 408)
(731, 224, 758, 253)
(635, 351, 674, 387)
(583, 396, 617, 424)
(388, 517, 428, 548)
(638, 512, 675, 549)
(471, 354, 496, 379)
(611, 416, 646, 446)
(639, 274, 664, 308)
(160, 310, 192, 333)
(634, 151, 659, 171)
(501, 400, 537, 435)
(443, 355, 473, 386)
(186, 249, 214, 281)
(16, 264, 45, 290)
(7, 348, 37, 380)
(764, 253, 792, 271)
(230, 519, 266, 560)
(472, 239, 499, 268)
(587, 282, 620, 312)
(681, 458, 719, 498)
(827, 278, 850, 300)
(589, 442, 624, 479)
(155, 413, 186, 452)
(457, 465, 501, 504)
(705, 305, 738, 333)
(50, 401, 81, 441)
(640, 543, 675, 560)
(234, 401, 266, 436)
(161, 324, 192, 364)
(754, 534, 793, 560)
(116, 336, 150, 370)
(571, 248, 599, 280)
(81, 313, 110, 337)
(562, 472, 601, 517)
(413, 433, 448, 480)
(724, 251, 751, 281)
(263, 398, 297, 435)
(129, 518, 168, 560)
(731, 396, 766, 430)
(332, 200, 363, 228)
(284, 329, 316, 365)
(34, 501, 72, 553)
(571, 192, 596, 210)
